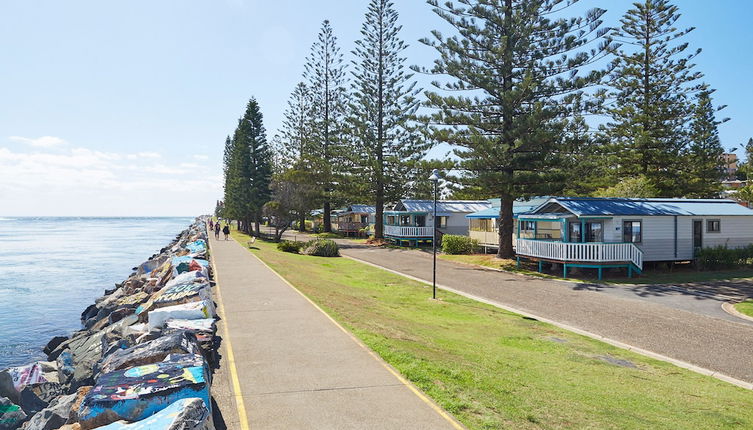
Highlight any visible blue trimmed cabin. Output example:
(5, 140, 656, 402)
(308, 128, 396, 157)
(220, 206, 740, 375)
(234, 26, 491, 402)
(514, 197, 753, 279)
(467, 197, 552, 249)
(384, 200, 492, 246)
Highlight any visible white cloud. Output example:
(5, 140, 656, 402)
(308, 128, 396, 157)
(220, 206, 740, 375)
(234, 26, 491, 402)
(0, 144, 221, 216)
(9, 135, 67, 148)
(126, 151, 162, 160)
(192, 154, 209, 160)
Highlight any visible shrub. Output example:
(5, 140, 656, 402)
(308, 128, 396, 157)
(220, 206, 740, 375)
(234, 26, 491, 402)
(303, 239, 340, 257)
(696, 244, 753, 270)
(277, 240, 305, 254)
(441, 235, 479, 255)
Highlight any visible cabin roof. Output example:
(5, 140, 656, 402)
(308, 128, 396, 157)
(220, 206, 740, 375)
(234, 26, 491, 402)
(390, 199, 492, 214)
(467, 197, 552, 219)
(341, 204, 376, 215)
(528, 197, 753, 217)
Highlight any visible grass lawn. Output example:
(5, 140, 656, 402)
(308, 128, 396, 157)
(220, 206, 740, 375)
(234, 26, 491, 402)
(231, 230, 752, 429)
(440, 253, 753, 285)
(734, 299, 753, 318)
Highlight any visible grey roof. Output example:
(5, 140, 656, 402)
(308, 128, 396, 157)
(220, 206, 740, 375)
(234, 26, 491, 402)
(529, 197, 753, 217)
(391, 200, 492, 214)
(342, 204, 376, 215)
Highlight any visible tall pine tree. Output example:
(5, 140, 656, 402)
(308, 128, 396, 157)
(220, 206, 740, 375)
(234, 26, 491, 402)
(223, 128, 253, 232)
(604, 0, 705, 197)
(420, 0, 611, 258)
(240, 98, 272, 234)
(684, 90, 727, 197)
(276, 82, 323, 231)
(350, 0, 427, 239)
(304, 20, 349, 232)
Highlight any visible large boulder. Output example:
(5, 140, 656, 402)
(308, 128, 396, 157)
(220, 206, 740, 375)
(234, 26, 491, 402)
(18, 382, 63, 416)
(18, 392, 75, 430)
(94, 398, 212, 430)
(136, 282, 211, 317)
(66, 332, 105, 390)
(97, 331, 200, 375)
(77, 355, 209, 430)
(0, 363, 58, 405)
(42, 338, 68, 357)
(147, 301, 215, 331)
(0, 396, 26, 430)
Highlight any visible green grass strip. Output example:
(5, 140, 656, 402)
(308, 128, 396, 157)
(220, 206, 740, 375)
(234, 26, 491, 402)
(232, 231, 752, 430)
(734, 299, 753, 318)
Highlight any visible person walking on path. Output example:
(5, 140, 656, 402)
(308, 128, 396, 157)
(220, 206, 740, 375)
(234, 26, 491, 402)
(214, 223, 221, 239)
(209, 219, 214, 230)
(222, 224, 230, 240)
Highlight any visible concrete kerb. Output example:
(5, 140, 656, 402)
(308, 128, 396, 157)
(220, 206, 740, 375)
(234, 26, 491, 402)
(342, 254, 753, 392)
(722, 302, 753, 324)
(244, 247, 467, 430)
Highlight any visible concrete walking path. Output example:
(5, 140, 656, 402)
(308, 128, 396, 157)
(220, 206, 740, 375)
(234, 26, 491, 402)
(208, 233, 462, 430)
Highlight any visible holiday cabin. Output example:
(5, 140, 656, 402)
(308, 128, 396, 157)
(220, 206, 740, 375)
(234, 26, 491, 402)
(336, 205, 376, 236)
(513, 197, 753, 279)
(384, 200, 492, 246)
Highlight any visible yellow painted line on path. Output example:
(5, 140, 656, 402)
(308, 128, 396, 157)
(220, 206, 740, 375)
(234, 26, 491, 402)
(245, 247, 466, 430)
(209, 244, 251, 430)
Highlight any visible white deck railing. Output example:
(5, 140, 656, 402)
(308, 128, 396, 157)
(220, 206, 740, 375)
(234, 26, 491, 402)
(516, 239, 643, 270)
(384, 225, 434, 238)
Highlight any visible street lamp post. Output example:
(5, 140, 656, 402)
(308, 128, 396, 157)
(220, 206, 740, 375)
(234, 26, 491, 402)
(429, 169, 441, 300)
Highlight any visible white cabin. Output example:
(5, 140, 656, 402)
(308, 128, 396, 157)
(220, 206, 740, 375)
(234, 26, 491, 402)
(514, 197, 753, 278)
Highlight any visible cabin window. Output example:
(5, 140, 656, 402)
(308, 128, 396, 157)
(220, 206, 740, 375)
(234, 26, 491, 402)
(400, 215, 412, 226)
(536, 221, 562, 240)
(415, 215, 426, 227)
(434, 216, 448, 228)
(386, 216, 396, 225)
(568, 222, 582, 242)
(470, 219, 491, 232)
(623, 220, 642, 243)
(707, 219, 721, 233)
(586, 222, 603, 243)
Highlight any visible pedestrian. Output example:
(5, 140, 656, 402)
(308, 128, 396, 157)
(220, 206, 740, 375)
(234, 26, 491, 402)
(209, 219, 214, 230)
(222, 224, 230, 241)
(214, 223, 220, 239)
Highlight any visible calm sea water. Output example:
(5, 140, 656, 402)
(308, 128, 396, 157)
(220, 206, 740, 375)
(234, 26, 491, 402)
(0, 217, 195, 369)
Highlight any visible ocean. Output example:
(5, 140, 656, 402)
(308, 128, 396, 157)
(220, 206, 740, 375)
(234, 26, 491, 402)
(0, 216, 195, 369)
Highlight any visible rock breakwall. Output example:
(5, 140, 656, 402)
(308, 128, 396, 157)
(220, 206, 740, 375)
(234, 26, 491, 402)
(0, 218, 220, 430)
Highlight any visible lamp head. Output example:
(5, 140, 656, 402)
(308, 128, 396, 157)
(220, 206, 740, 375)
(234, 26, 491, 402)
(428, 169, 441, 182)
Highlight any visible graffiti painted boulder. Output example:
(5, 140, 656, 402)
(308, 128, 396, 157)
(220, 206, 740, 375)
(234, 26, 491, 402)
(95, 397, 212, 430)
(0, 396, 26, 430)
(147, 301, 215, 331)
(78, 356, 210, 430)
(171, 257, 209, 276)
(19, 392, 76, 430)
(164, 271, 207, 290)
(0, 362, 58, 404)
(19, 382, 63, 416)
(185, 240, 207, 254)
(136, 282, 211, 316)
(97, 331, 201, 375)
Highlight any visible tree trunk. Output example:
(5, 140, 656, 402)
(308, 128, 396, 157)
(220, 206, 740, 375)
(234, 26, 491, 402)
(323, 201, 331, 232)
(375, 199, 384, 240)
(497, 195, 515, 258)
(299, 212, 307, 232)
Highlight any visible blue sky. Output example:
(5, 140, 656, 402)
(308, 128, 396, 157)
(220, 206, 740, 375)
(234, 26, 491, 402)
(1, 0, 751, 216)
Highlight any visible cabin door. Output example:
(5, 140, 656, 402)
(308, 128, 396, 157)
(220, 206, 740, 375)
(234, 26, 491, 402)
(693, 220, 703, 253)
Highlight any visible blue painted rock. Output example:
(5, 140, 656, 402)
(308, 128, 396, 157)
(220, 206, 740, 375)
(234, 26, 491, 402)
(78, 355, 209, 429)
